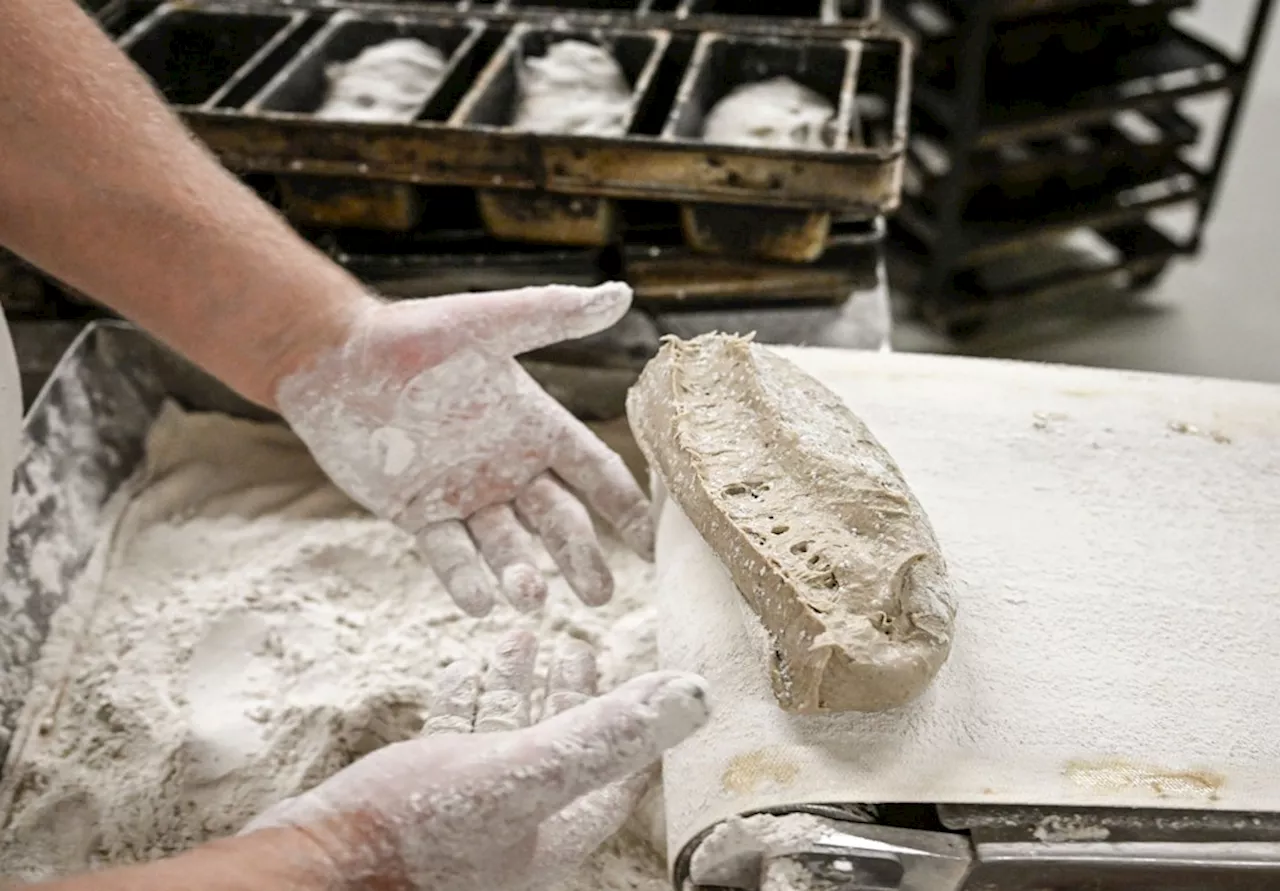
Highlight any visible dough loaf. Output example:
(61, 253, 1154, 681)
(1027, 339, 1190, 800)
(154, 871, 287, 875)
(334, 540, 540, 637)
(702, 77, 835, 149)
(512, 40, 632, 136)
(627, 334, 956, 713)
(317, 38, 448, 123)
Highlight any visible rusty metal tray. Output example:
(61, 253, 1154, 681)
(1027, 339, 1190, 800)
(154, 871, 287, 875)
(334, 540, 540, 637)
(115, 2, 910, 222)
(453, 24, 671, 247)
(260, 0, 881, 36)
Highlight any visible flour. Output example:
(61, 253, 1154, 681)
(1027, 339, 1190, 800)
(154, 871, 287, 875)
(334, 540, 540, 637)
(512, 40, 633, 136)
(702, 77, 835, 149)
(317, 38, 448, 122)
(0, 403, 666, 891)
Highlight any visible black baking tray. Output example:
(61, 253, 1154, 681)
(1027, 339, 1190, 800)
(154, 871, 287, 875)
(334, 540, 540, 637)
(894, 220, 1190, 340)
(118, 2, 909, 214)
(888, 0, 1196, 75)
(911, 23, 1237, 147)
(905, 106, 1200, 210)
(896, 160, 1204, 267)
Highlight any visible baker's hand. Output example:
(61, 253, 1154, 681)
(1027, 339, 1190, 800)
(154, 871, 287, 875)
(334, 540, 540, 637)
(275, 283, 651, 616)
(241, 631, 709, 891)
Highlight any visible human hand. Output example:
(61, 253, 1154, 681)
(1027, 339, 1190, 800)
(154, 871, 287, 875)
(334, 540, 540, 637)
(241, 631, 709, 891)
(274, 283, 652, 616)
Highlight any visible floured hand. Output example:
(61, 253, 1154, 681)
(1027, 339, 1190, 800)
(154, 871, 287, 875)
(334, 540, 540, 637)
(275, 283, 652, 616)
(241, 631, 709, 891)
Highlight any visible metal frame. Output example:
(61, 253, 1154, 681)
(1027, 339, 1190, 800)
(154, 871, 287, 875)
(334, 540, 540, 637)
(895, 0, 1276, 336)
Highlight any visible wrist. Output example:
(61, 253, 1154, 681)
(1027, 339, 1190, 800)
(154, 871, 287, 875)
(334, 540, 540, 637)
(26, 826, 342, 891)
(251, 284, 381, 412)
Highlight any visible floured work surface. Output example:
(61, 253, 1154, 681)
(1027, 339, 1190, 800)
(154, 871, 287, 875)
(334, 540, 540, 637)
(0, 403, 665, 887)
(656, 347, 1280, 859)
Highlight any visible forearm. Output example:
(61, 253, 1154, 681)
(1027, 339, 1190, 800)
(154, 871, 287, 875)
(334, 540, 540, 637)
(0, 0, 379, 407)
(19, 827, 343, 891)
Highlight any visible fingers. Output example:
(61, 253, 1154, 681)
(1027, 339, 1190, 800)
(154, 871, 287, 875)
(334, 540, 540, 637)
(468, 505, 548, 613)
(515, 474, 613, 607)
(542, 639, 598, 720)
(551, 420, 654, 560)
(525, 771, 653, 882)
(493, 670, 710, 827)
(474, 630, 538, 733)
(418, 521, 499, 617)
(438, 282, 633, 358)
(423, 658, 482, 736)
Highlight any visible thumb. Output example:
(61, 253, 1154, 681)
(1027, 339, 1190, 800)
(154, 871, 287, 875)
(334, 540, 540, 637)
(525, 770, 654, 882)
(486, 671, 709, 829)
(440, 282, 632, 357)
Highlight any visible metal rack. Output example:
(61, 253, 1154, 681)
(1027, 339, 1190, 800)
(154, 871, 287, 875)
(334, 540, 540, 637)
(885, 0, 1276, 339)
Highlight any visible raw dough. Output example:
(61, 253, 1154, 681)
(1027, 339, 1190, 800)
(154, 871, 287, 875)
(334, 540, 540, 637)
(316, 38, 448, 122)
(512, 39, 632, 136)
(702, 76, 835, 149)
(627, 334, 955, 713)
(0, 404, 666, 891)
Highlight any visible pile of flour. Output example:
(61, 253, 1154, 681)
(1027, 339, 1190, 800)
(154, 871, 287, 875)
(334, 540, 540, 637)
(512, 40, 633, 136)
(702, 77, 835, 149)
(0, 403, 666, 890)
(317, 38, 448, 122)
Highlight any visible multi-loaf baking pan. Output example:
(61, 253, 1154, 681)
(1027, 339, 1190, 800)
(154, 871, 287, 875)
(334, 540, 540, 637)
(225, 0, 881, 36)
(453, 24, 671, 247)
(115, 1, 910, 261)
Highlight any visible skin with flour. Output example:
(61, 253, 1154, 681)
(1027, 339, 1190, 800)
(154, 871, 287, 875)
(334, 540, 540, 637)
(0, 1, 707, 889)
(627, 334, 957, 713)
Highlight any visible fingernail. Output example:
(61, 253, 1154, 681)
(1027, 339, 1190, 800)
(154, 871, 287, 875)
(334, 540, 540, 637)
(616, 509, 655, 562)
(502, 564, 548, 613)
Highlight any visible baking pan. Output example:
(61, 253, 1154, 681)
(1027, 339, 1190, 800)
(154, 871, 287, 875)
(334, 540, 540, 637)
(660, 32, 891, 261)
(245, 9, 486, 119)
(469, 0, 877, 33)
(626, 217, 885, 309)
(138, 1, 908, 214)
(243, 9, 486, 229)
(455, 25, 670, 247)
(236, 0, 882, 33)
(278, 176, 427, 230)
(117, 5, 316, 109)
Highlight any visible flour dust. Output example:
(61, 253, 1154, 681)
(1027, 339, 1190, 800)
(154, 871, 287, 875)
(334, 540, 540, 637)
(0, 403, 666, 890)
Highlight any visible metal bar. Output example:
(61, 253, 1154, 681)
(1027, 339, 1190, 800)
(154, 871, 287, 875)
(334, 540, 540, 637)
(1191, 0, 1277, 246)
(915, 0, 994, 314)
